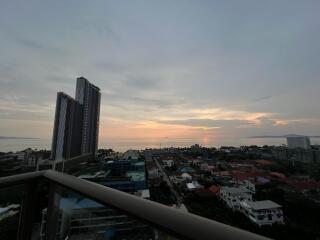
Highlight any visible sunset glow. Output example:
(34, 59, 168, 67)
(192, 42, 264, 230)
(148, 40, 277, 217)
(0, 0, 319, 147)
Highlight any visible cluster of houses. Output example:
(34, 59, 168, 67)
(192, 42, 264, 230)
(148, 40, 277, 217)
(159, 156, 285, 226)
(169, 169, 204, 192)
(146, 150, 320, 227)
(214, 161, 285, 226)
(220, 186, 284, 226)
(0, 148, 51, 177)
(2, 148, 48, 167)
(146, 160, 162, 187)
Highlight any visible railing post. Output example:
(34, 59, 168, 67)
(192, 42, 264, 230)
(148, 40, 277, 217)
(46, 182, 62, 240)
(17, 180, 38, 240)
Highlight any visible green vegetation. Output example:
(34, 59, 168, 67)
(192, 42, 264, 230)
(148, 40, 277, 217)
(184, 192, 320, 240)
(0, 185, 24, 205)
(150, 182, 176, 205)
(256, 183, 320, 239)
(185, 195, 320, 240)
(0, 216, 19, 240)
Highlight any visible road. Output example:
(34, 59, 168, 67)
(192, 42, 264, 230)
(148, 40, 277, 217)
(153, 158, 183, 205)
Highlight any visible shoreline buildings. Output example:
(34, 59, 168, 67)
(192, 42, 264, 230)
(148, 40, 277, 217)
(51, 77, 101, 161)
(286, 135, 311, 149)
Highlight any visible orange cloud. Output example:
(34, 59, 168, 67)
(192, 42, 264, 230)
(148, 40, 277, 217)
(99, 118, 220, 140)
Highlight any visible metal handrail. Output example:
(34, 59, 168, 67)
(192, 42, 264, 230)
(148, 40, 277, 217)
(0, 170, 271, 240)
(0, 170, 43, 188)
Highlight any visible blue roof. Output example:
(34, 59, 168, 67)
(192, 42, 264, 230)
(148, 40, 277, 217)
(179, 167, 194, 173)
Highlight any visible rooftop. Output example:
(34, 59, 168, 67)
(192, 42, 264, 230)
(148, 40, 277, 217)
(241, 200, 281, 210)
(126, 171, 145, 181)
(221, 187, 251, 194)
(187, 182, 197, 190)
(208, 185, 220, 194)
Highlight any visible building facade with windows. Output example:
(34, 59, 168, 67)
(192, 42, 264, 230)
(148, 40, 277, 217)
(287, 135, 311, 149)
(240, 200, 284, 226)
(51, 92, 82, 161)
(220, 187, 252, 210)
(51, 78, 101, 161)
(75, 77, 101, 155)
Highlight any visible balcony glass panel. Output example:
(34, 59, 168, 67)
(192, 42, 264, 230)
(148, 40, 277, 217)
(0, 185, 24, 240)
(40, 189, 181, 240)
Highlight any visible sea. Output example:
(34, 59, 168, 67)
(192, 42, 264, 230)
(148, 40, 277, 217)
(1, 137, 319, 153)
(1, 137, 311, 153)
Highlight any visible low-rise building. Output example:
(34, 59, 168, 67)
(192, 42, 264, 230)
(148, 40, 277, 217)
(186, 181, 203, 191)
(181, 173, 192, 181)
(169, 176, 184, 184)
(122, 150, 140, 160)
(200, 163, 215, 172)
(239, 179, 256, 194)
(179, 166, 194, 173)
(148, 167, 160, 179)
(163, 159, 174, 167)
(220, 187, 252, 210)
(240, 200, 284, 226)
(208, 185, 220, 196)
(16, 148, 40, 166)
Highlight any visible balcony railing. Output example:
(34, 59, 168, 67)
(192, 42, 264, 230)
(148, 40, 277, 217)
(0, 170, 270, 240)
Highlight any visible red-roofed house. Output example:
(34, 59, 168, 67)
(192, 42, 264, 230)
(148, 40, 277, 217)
(284, 179, 320, 192)
(232, 170, 265, 182)
(269, 172, 287, 181)
(208, 185, 220, 196)
(254, 159, 274, 165)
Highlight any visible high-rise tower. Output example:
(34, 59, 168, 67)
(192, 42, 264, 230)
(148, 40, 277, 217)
(51, 77, 101, 161)
(51, 92, 82, 160)
(75, 77, 101, 155)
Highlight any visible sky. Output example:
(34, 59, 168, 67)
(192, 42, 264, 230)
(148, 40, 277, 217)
(0, 0, 320, 145)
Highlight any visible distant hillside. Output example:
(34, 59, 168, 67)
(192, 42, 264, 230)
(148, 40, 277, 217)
(0, 136, 39, 140)
(249, 134, 320, 138)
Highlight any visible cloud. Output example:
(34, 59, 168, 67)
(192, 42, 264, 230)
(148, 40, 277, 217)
(95, 24, 121, 41)
(104, 91, 177, 109)
(124, 75, 162, 90)
(9, 33, 70, 56)
(0, 0, 320, 142)
(158, 118, 255, 129)
(14, 37, 45, 50)
(272, 118, 320, 127)
(252, 96, 272, 102)
(46, 75, 75, 85)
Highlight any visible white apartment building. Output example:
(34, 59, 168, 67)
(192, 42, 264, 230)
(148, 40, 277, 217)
(220, 187, 252, 210)
(181, 173, 192, 181)
(240, 200, 284, 226)
(287, 135, 311, 149)
(163, 159, 175, 167)
(186, 181, 203, 191)
(239, 179, 256, 194)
